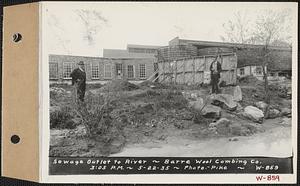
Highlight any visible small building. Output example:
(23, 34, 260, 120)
(236, 46, 292, 80)
(237, 66, 267, 80)
(49, 54, 156, 84)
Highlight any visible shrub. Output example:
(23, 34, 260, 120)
(74, 94, 122, 142)
(50, 106, 77, 129)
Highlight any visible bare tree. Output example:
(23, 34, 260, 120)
(221, 11, 253, 44)
(74, 9, 108, 45)
(221, 9, 292, 118)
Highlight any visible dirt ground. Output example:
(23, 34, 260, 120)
(49, 77, 292, 157)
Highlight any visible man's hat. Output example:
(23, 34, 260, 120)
(78, 61, 84, 65)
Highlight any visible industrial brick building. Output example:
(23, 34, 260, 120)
(49, 37, 292, 84)
(49, 54, 156, 84)
(49, 44, 161, 84)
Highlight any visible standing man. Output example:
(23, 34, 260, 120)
(210, 55, 222, 94)
(70, 61, 86, 102)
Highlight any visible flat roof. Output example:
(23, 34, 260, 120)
(49, 54, 155, 60)
(173, 37, 292, 51)
(127, 44, 162, 49)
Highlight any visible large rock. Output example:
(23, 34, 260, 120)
(268, 109, 280, 119)
(243, 106, 264, 123)
(255, 101, 268, 112)
(209, 118, 231, 135)
(211, 94, 237, 111)
(202, 105, 221, 119)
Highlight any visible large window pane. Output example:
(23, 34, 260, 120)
(139, 64, 146, 79)
(63, 62, 73, 79)
(127, 65, 134, 79)
(49, 63, 58, 79)
(104, 64, 112, 78)
(91, 63, 99, 79)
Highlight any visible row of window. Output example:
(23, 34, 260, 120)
(239, 66, 263, 76)
(49, 63, 146, 80)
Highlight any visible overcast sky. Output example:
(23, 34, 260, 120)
(43, 2, 296, 57)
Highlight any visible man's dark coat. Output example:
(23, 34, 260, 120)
(70, 68, 86, 101)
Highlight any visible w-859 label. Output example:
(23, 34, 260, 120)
(256, 175, 280, 182)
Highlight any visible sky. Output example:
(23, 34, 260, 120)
(43, 2, 296, 57)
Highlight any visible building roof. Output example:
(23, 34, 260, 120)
(49, 54, 155, 61)
(103, 49, 156, 58)
(103, 49, 130, 58)
(171, 37, 292, 51)
(127, 44, 162, 49)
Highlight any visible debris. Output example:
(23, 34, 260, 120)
(211, 94, 237, 111)
(243, 106, 264, 123)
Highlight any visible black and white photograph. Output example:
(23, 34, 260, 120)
(42, 1, 297, 183)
